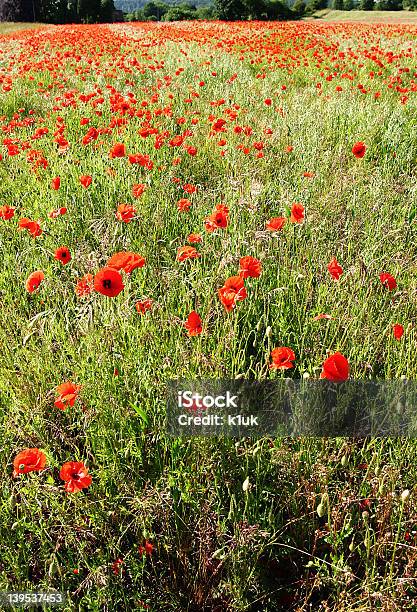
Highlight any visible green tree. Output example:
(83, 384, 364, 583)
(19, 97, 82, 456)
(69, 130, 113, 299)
(195, 4, 216, 17)
(292, 0, 306, 14)
(77, 0, 101, 22)
(0, 0, 36, 21)
(375, 0, 401, 7)
(163, 3, 196, 19)
(343, 0, 355, 9)
(332, 0, 344, 8)
(214, 0, 247, 20)
(358, 0, 373, 8)
(100, 0, 114, 21)
(263, 0, 292, 17)
(243, 0, 267, 18)
(305, 0, 327, 11)
(143, 0, 169, 19)
(36, 0, 72, 23)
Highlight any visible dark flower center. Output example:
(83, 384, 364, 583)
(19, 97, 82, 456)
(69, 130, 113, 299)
(103, 279, 112, 288)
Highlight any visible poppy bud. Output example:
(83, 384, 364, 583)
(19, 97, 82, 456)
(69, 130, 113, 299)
(316, 503, 326, 518)
(401, 489, 410, 502)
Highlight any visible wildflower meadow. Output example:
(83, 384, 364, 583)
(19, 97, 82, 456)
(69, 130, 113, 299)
(1, 19, 417, 611)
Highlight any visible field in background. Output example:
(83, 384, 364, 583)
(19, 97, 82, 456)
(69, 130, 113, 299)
(0, 22, 46, 34)
(310, 8, 417, 21)
(0, 20, 417, 611)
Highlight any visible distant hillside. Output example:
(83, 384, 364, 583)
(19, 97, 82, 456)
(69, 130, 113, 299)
(114, 0, 141, 10)
(115, 0, 209, 9)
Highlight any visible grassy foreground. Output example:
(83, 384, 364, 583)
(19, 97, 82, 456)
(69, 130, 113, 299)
(0, 20, 417, 611)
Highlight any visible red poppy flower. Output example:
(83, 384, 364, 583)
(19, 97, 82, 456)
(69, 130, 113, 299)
(94, 267, 124, 297)
(132, 183, 146, 198)
(290, 203, 305, 224)
(313, 313, 332, 321)
(60, 461, 92, 493)
(187, 233, 202, 243)
(135, 298, 153, 314)
(54, 381, 82, 410)
(177, 246, 200, 262)
(112, 558, 124, 575)
(266, 217, 286, 232)
(239, 256, 262, 278)
(80, 175, 92, 188)
(48, 207, 67, 219)
(327, 257, 343, 280)
(270, 347, 295, 370)
(116, 203, 136, 223)
(138, 541, 154, 556)
(183, 183, 197, 194)
(13, 448, 47, 477)
(26, 270, 45, 293)
(51, 176, 60, 190)
(352, 141, 366, 158)
(169, 135, 185, 147)
(19, 218, 42, 237)
(320, 352, 349, 382)
(393, 324, 404, 340)
(380, 272, 397, 291)
(82, 127, 98, 145)
(54, 246, 71, 265)
(359, 498, 371, 510)
(177, 198, 192, 212)
(107, 252, 146, 274)
(128, 153, 153, 170)
(204, 203, 229, 232)
(109, 142, 126, 158)
(0, 205, 15, 220)
(218, 276, 247, 312)
(184, 311, 202, 336)
(75, 273, 94, 298)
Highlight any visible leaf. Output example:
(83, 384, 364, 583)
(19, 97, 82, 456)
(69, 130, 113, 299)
(129, 402, 149, 426)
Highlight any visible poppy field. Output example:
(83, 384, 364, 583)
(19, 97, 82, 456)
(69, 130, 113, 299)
(1, 19, 417, 611)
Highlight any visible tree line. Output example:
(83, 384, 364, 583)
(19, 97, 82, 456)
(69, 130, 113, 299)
(125, 0, 416, 22)
(1, 0, 416, 24)
(0, 0, 115, 23)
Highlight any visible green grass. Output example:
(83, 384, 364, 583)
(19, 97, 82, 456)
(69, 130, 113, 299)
(310, 8, 417, 22)
(0, 22, 46, 35)
(0, 21, 417, 611)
